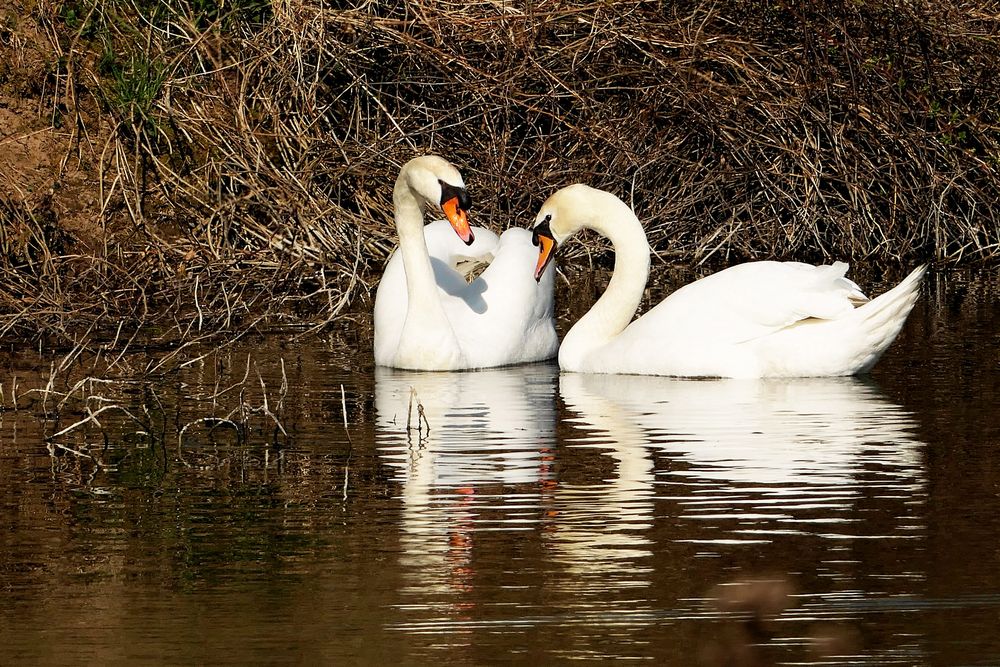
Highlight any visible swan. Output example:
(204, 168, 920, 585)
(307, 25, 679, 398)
(530, 184, 926, 377)
(373, 155, 558, 370)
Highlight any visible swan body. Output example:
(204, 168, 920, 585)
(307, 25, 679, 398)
(531, 184, 926, 378)
(373, 156, 557, 370)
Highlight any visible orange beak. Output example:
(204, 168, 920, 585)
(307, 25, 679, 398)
(534, 234, 556, 281)
(443, 197, 474, 245)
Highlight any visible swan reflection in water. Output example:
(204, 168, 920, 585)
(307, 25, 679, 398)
(374, 364, 558, 601)
(542, 373, 657, 591)
(558, 373, 925, 541)
(375, 364, 558, 489)
(375, 365, 925, 628)
(556, 373, 925, 663)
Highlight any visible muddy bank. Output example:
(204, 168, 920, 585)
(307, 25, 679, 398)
(1, 0, 998, 346)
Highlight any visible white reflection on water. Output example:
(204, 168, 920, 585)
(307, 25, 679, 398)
(542, 372, 656, 589)
(375, 364, 557, 491)
(376, 365, 928, 640)
(559, 373, 926, 543)
(375, 364, 558, 601)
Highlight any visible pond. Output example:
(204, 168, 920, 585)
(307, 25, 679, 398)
(0, 268, 997, 665)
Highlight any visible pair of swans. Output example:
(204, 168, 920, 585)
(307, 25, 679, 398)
(374, 156, 925, 377)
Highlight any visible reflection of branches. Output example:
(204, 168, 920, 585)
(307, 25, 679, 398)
(341, 384, 351, 502)
(48, 403, 145, 441)
(13, 340, 297, 488)
(406, 387, 431, 445)
(177, 355, 289, 450)
(47, 441, 98, 463)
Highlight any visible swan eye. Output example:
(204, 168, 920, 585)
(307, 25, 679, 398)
(438, 180, 471, 210)
(532, 215, 553, 247)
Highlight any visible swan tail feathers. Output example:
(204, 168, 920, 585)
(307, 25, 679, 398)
(849, 265, 927, 371)
(826, 262, 869, 303)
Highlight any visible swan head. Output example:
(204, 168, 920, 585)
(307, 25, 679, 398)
(400, 155, 474, 245)
(531, 184, 609, 281)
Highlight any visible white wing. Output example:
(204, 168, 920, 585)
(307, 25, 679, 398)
(374, 222, 557, 369)
(443, 227, 558, 367)
(621, 261, 868, 347)
(373, 220, 499, 366)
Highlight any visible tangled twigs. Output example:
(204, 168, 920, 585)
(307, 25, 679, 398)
(2, 0, 998, 349)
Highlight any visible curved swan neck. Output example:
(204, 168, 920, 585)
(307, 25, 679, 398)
(391, 166, 465, 371)
(393, 174, 441, 304)
(560, 196, 651, 366)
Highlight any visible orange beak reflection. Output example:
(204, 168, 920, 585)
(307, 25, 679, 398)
(534, 234, 556, 281)
(443, 197, 474, 245)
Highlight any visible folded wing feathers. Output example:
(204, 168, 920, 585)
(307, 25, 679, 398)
(791, 262, 868, 321)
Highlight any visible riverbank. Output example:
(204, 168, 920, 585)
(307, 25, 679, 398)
(2, 0, 998, 347)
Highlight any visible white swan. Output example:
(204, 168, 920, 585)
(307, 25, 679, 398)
(374, 156, 558, 370)
(531, 184, 926, 377)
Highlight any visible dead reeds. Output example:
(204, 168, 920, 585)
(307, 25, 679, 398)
(1, 0, 998, 348)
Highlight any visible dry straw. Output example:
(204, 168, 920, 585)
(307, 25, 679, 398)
(1, 0, 998, 349)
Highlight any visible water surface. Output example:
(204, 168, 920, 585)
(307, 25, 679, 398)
(0, 269, 997, 665)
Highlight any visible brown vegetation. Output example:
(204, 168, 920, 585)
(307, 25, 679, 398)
(1, 0, 998, 350)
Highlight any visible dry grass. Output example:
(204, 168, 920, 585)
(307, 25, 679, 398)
(0, 0, 998, 351)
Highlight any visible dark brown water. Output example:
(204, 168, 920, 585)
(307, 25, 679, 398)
(1, 269, 997, 665)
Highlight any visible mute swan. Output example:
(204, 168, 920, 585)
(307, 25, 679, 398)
(373, 155, 558, 370)
(531, 184, 926, 377)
